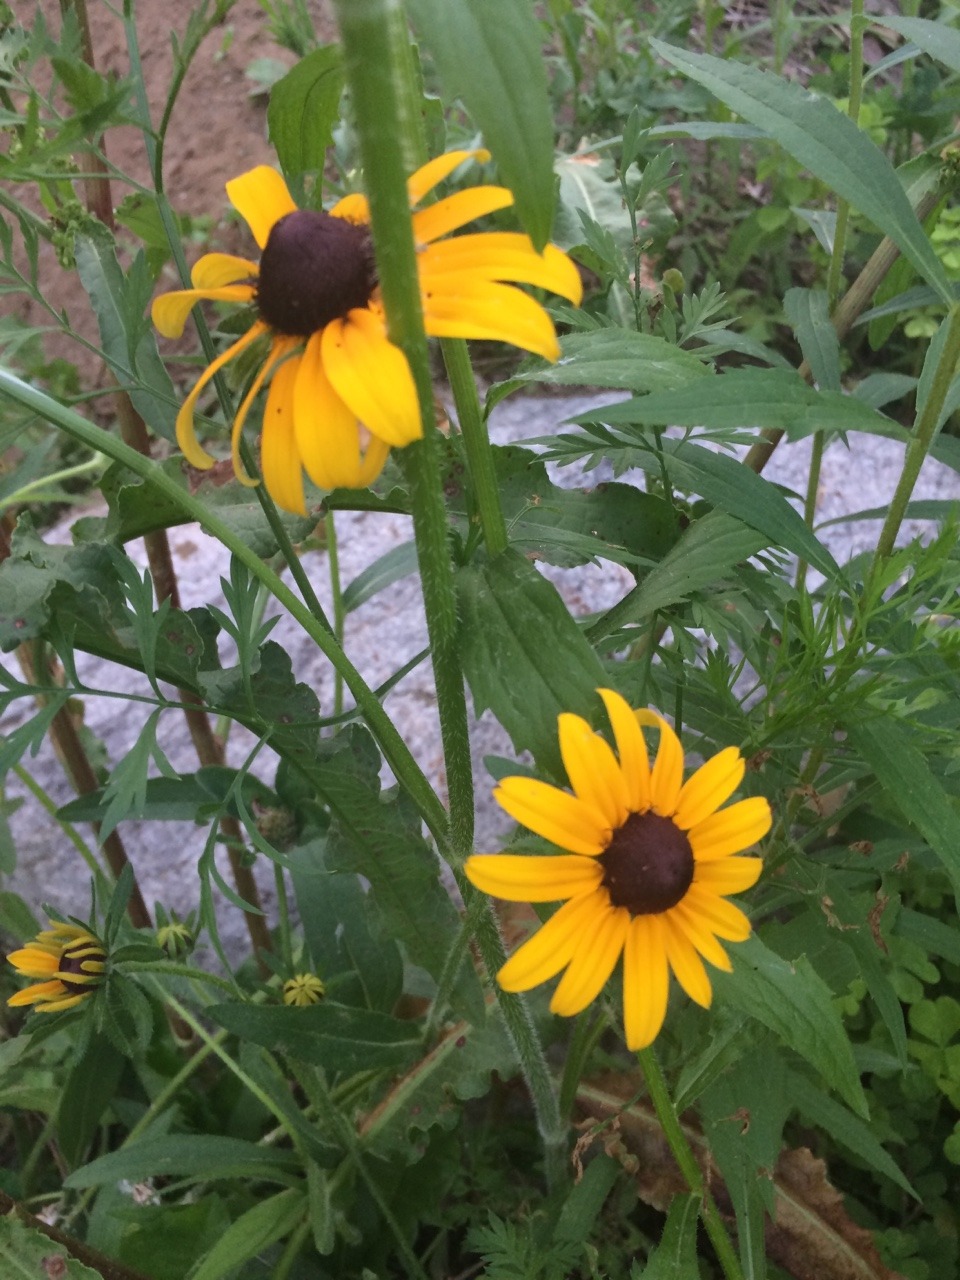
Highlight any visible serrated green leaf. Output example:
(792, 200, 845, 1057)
(455, 548, 606, 778)
(268, 46, 344, 182)
(783, 288, 840, 391)
(209, 1001, 420, 1076)
(58, 768, 277, 825)
(406, 0, 554, 248)
(713, 934, 869, 1117)
(192, 1188, 306, 1280)
(848, 717, 960, 900)
(641, 1192, 700, 1280)
(56, 1034, 125, 1169)
(649, 39, 951, 303)
(0, 1216, 102, 1279)
(65, 1135, 300, 1189)
(506, 329, 710, 397)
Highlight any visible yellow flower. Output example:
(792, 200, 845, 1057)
(152, 150, 582, 515)
(465, 690, 772, 1050)
(282, 972, 326, 1007)
(7, 922, 107, 1014)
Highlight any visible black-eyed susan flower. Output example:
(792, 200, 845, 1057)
(465, 690, 772, 1050)
(6, 922, 107, 1014)
(282, 973, 326, 1007)
(152, 150, 583, 515)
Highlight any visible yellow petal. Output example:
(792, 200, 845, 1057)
(636, 711, 685, 817)
(465, 853, 603, 902)
(175, 322, 269, 471)
(598, 688, 650, 813)
(681, 885, 752, 942)
(6, 948, 59, 978)
(622, 915, 669, 1050)
(260, 350, 306, 515)
(662, 916, 713, 1008)
(419, 233, 583, 303)
(407, 148, 490, 206)
(550, 902, 629, 1016)
(294, 331, 365, 489)
(35, 992, 86, 1013)
(191, 253, 260, 289)
(412, 186, 514, 244)
(557, 712, 629, 829)
(151, 286, 255, 339)
(694, 856, 763, 896)
(8, 980, 66, 1006)
(330, 192, 370, 225)
(497, 891, 605, 992)
(226, 166, 297, 250)
(322, 309, 422, 448)
(675, 747, 745, 831)
(689, 797, 772, 862)
(422, 279, 560, 360)
(230, 338, 294, 487)
(669, 902, 734, 972)
(494, 776, 610, 855)
(356, 435, 391, 487)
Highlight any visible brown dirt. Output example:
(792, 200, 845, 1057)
(12, 0, 336, 387)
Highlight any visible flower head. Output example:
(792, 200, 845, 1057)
(7, 921, 107, 1014)
(152, 150, 582, 515)
(283, 972, 326, 1007)
(465, 690, 772, 1050)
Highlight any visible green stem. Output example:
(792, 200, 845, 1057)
(325, 510, 345, 716)
(871, 304, 960, 569)
(275, 863, 293, 971)
(442, 338, 508, 555)
(12, 763, 108, 885)
(333, 0, 473, 857)
(119, 961, 238, 995)
(0, 370, 449, 848)
(637, 1046, 744, 1280)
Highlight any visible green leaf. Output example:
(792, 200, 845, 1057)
(405, 0, 555, 248)
(342, 540, 418, 613)
(0, 1216, 102, 1279)
(268, 46, 344, 182)
(56, 1034, 125, 1169)
(882, 16, 960, 75)
(209, 1001, 420, 1075)
(0, 891, 40, 941)
(786, 1069, 917, 1197)
(641, 1193, 701, 1280)
(455, 548, 606, 778)
(895, 906, 960, 967)
(713, 934, 869, 1117)
(192, 1189, 306, 1280)
(649, 39, 951, 303)
(65, 1135, 300, 1188)
(848, 717, 960, 899)
(58, 769, 277, 825)
(783, 288, 840, 391)
(502, 329, 710, 397)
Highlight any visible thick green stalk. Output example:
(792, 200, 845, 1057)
(324, 511, 345, 715)
(442, 338, 508, 555)
(637, 1047, 744, 1280)
(0, 370, 449, 847)
(871, 305, 960, 568)
(332, 0, 473, 856)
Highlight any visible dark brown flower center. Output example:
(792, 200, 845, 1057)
(600, 811, 694, 915)
(256, 209, 375, 338)
(58, 938, 106, 993)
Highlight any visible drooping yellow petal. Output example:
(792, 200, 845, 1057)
(622, 915, 669, 1050)
(496, 890, 606, 992)
(550, 902, 630, 1016)
(151, 286, 255, 340)
(662, 916, 713, 1008)
(6, 948, 59, 978)
(330, 192, 370, 225)
(494, 776, 610, 856)
(674, 747, 745, 831)
(322, 309, 422, 448)
(636, 710, 685, 817)
(688, 797, 772, 862)
(465, 853, 603, 903)
(681, 885, 752, 941)
(412, 186, 514, 245)
(35, 992, 86, 1013)
(422, 279, 561, 360)
(355, 434, 391, 487)
(669, 902, 734, 972)
(419, 233, 583, 303)
(190, 253, 260, 289)
(260, 350, 306, 516)
(175, 322, 269, 471)
(557, 713, 629, 829)
(694, 856, 763, 896)
(230, 338, 294, 487)
(226, 166, 297, 249)
(294, 331, 365, 489)
(8, 980, 66, 1006)
(407, 148, 490, 206)
(598, 688, 651, 813)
